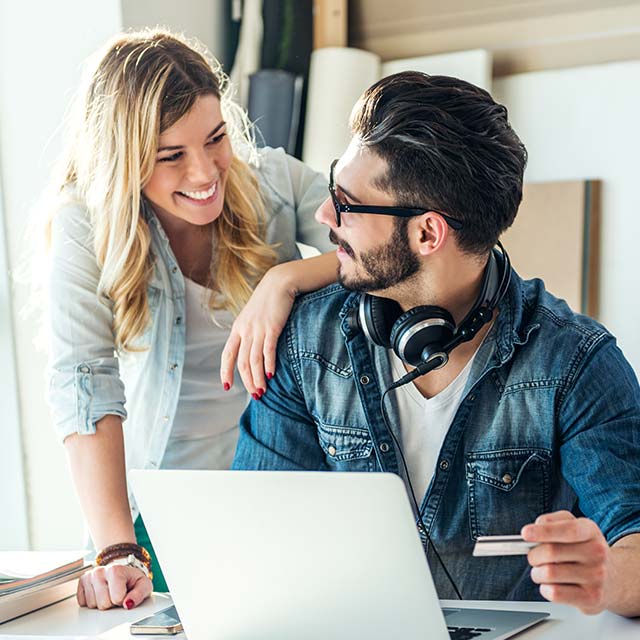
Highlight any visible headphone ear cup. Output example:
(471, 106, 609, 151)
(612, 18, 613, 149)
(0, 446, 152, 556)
(390, 306, 456, 367)
(360, 295, 403, 348)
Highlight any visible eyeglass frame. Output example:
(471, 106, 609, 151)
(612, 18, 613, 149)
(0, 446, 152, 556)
(328, 158, 463, 230)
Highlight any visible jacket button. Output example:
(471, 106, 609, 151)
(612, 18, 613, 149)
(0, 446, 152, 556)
(439, 459, 449, 471)
(328, 445, 337, 456)
(502, 473, 513, 484)
(380, 443, 390, 453)
(360, 375, 370, 385)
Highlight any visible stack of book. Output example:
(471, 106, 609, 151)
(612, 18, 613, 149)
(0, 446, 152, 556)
(0, 551, 90, 624)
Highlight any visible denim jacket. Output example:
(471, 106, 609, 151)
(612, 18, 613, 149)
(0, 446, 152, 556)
(233, 273, 640, 601)
(47, 146, 333, 520)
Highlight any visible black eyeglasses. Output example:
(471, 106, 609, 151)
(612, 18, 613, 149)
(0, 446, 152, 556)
(328, 159, 463, 230)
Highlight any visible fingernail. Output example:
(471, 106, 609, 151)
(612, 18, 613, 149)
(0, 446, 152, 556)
(252, 393, 260, 401)
(267, 372, 273, 379)
(124, 599, 134, 610)
(223, 382, 230, 391)
(258, 388, 265, 396)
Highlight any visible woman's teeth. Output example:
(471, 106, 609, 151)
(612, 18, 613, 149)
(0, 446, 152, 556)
(179, 182, 217, 200)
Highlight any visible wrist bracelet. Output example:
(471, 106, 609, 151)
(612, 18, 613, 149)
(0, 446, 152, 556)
(95, 542, 152, 576)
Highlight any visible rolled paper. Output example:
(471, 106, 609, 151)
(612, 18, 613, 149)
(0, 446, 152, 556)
(302, 47, 381, 175)
(380, 49, 492, 92)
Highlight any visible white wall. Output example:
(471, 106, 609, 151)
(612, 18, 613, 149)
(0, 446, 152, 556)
(494, 60, 640, 378)
(121, 0, 228, 68)
(0, 0, 124, 549)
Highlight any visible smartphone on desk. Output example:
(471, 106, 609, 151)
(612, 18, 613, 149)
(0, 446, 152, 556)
(130, 605, 183, 635)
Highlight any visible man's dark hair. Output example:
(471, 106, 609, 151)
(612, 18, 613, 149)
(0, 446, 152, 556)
(350, 71, 528, 254)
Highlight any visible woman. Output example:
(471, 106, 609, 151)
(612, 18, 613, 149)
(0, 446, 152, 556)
(45, 29, 336, 610)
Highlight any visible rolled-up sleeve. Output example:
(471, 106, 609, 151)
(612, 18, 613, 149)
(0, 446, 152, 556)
(559, 336, 640, 544)
(47, 199, 126, 442)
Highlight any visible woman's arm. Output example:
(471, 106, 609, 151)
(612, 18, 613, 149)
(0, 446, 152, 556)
(47, 200, 151, 609)
(64, 415, 134, 549)
(65, 416, 153, 611)
(220, 251, 338, 396)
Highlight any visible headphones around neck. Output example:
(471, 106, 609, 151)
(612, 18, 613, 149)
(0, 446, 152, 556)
(347, 242, 512, 389)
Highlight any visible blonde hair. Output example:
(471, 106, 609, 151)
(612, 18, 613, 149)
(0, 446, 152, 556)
(46, 28, 277, 351)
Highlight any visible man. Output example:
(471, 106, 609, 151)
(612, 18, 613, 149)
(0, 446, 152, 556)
(233, 72, 640, 616)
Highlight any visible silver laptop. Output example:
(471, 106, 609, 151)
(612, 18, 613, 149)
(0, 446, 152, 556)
(130, 470, 549, 640)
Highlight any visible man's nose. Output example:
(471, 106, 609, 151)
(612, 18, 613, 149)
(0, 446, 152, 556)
(315, 197, 338, 228)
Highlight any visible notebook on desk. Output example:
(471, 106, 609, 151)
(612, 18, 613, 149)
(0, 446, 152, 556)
(130, 470, 549, 640)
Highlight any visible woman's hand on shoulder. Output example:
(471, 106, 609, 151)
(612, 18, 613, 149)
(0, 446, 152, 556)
(77, 563, 153, 610)
(220, 264, 297, 398)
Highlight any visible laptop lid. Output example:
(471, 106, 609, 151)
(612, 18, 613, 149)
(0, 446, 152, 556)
(130, 470, 450, 640)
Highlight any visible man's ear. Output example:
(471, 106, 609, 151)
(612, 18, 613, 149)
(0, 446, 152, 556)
(415, 212, 449, 256)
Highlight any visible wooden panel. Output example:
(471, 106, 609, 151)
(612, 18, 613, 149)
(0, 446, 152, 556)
(313, 0, 347, 49)
(350, 1, 640, 76)
(501, 180, 601, 317)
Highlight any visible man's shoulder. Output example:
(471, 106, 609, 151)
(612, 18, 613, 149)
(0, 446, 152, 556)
(521, 276, 609, 337)
(284, 283, 353, 351)
(292, 283, 353, 322)
(516, 275, 613, 364)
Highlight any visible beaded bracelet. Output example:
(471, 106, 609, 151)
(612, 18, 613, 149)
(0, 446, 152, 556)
(95, 542, 152, 571)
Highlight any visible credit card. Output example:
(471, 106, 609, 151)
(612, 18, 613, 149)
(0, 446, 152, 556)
(472, 534, 539, 556)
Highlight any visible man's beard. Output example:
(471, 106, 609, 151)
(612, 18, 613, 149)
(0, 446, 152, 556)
(330, 219, 421, 293)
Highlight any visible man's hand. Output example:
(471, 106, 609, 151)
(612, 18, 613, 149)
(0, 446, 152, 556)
(522, 510, 611, 615)
(77, 564, 153, 610)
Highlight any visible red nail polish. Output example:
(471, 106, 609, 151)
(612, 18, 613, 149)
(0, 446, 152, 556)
(124, 599, 134, 610)
(267, 372, 273, 379)
(223, 382, 230, 391)
(252, 393, 259, 400)
(258, 388, 265, 396)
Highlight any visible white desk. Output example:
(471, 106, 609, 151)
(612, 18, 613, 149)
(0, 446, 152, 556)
(0, 594, 639, 639)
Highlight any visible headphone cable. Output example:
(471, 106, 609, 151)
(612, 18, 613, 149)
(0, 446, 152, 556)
(379, 385, 463, 600)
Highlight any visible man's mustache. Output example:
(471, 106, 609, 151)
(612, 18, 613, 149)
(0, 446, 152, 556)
(329, 230, 355, 258)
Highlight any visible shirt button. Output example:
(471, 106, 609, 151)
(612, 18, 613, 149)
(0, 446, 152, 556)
(79, 366, 90, 374)
(176, 317, 182, 325)
(502, 473, 513, 484)
(439, 459, 450, 471)
(360, 375, 370, 385)
(327, 445, 337, 456)
(171, 266, 178, 274)
(163, 415, 169, 422)
(170, 363, 178, 371)
(468, 394, 476, 402)
(380, 443, 390, 453)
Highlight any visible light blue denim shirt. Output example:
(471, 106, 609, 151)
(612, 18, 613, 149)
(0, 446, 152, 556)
(233, 272, 640, 601)
(47, 146, 333, 519)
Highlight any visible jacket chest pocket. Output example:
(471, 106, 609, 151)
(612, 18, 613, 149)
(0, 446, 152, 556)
(466, 448, 551, 539)
(317, 423, 375, 471)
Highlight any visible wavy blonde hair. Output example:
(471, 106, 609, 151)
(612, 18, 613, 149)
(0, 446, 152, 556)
(46, 28, 277, 350)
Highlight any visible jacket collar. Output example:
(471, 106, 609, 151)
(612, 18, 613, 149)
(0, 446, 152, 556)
(338, 269, 541, 368)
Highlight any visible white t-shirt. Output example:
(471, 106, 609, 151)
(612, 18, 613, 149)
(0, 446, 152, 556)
(161, 277, 249, 470)
(389, 350, 476, 503)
